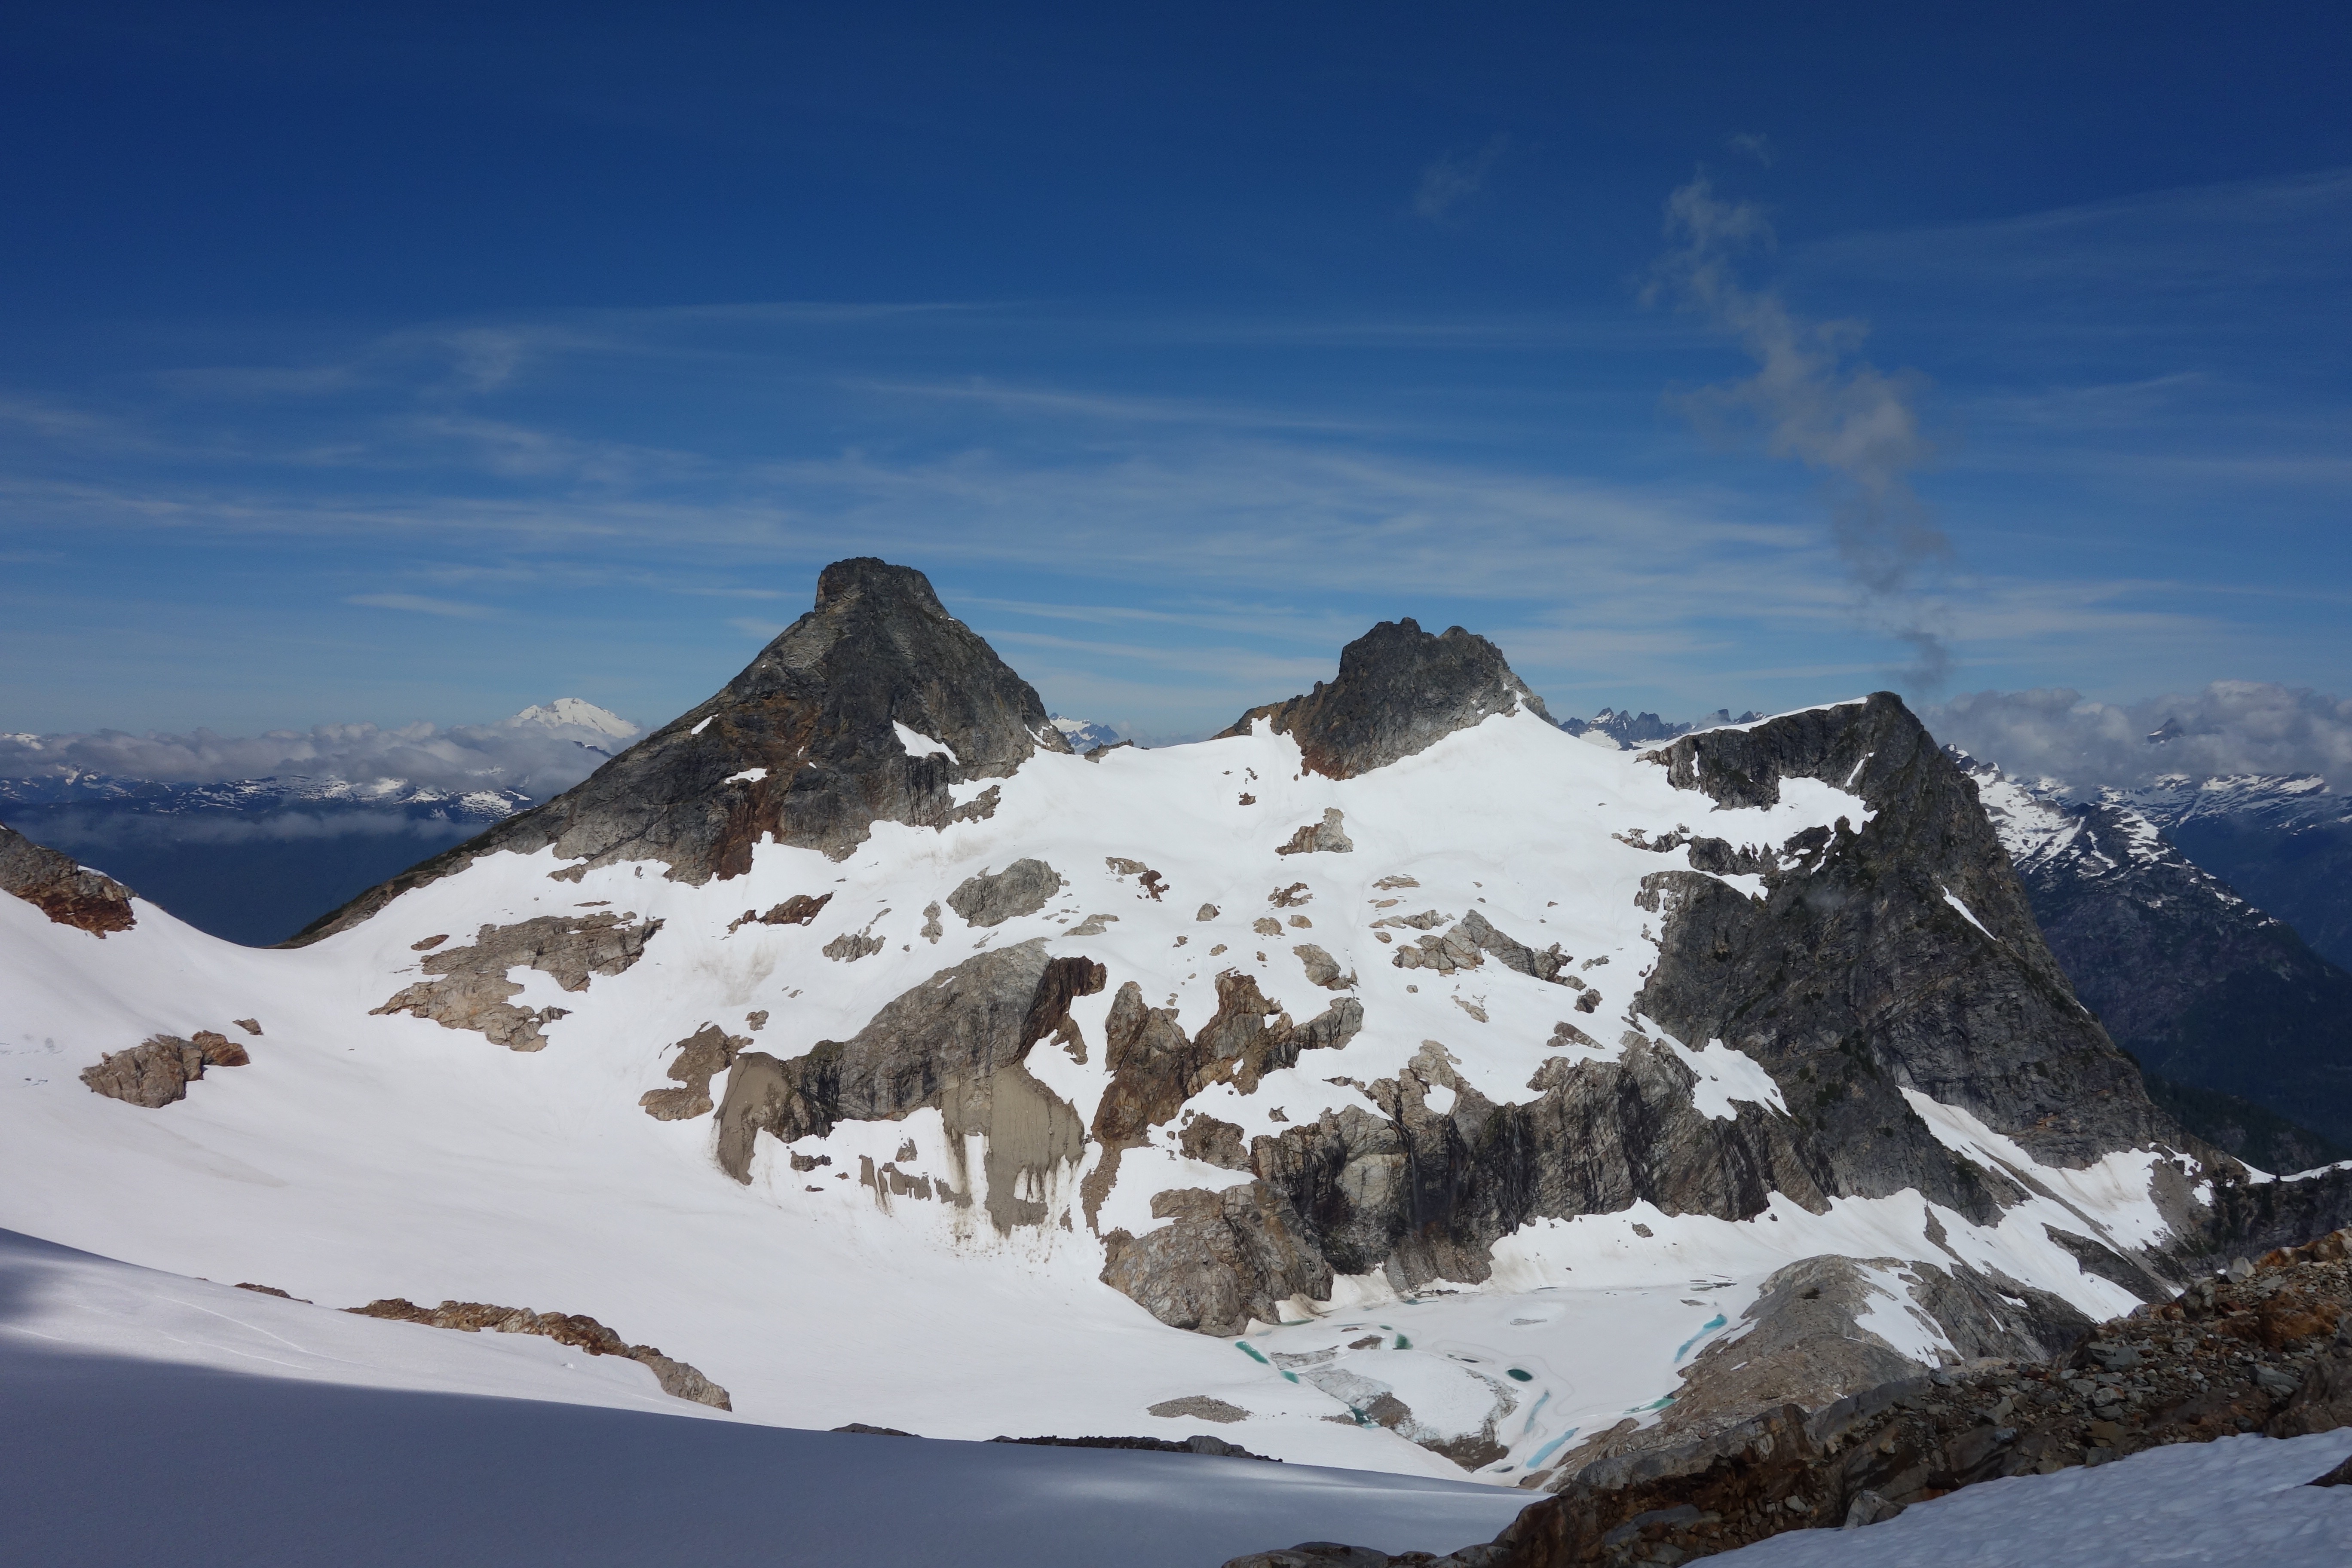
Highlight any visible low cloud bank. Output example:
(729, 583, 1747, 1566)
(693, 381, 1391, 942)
(23, 809, 489, 849)
(1929, 682, 2352, 790)
(0, 702, 639, 800)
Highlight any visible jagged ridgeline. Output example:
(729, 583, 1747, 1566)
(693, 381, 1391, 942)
(10, 555, 2352, 1481)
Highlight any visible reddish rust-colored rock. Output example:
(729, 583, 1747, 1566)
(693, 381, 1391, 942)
(0, 822, 135, 935)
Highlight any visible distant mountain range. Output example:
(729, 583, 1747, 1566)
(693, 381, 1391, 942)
(1556, 707, 1763, 749)
(0, 702, 636, 945)
(1967, 759, 2352, 1171)
(1048, 714, 1123, 753)
(2119, 773, 2352, 973)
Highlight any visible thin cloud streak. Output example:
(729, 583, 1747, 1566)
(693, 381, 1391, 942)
(1650, 174, 1954, 689)
(343, 593, 498, 619)
(1414, 135, 1511, 221)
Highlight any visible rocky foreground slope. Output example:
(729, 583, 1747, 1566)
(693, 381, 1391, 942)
(1227, 1227, 2352, 1566)
(5, 557, 2351, 1481)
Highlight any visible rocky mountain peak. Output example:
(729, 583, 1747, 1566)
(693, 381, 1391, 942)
(1218, 617, 1553, 778)
(289, 558, 1066, 942)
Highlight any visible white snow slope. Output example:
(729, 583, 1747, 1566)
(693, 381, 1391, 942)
(0, 704, 2187, 1482)
(1716, 1427, 2352, 1568)
(0, 1228, 1528, 1568)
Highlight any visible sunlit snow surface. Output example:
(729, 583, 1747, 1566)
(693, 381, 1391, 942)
(0, 705, 2178, 1479)
(1718, 1430, 2352, 1568)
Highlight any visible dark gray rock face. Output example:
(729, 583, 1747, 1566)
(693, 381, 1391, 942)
(289, 559, 1068, 943)
(713, 940, 1105, 1231)
(1093, 695, 2258, 1341)
(1218, 619, 1553, 779)
(1637, 694, 2170, 1173)
(0, 821, 135, 935)
(946, 858, 1064, 928)
(1127, 1032, 1848, 1335)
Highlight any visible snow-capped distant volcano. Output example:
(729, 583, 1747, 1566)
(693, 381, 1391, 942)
(503, 699, 641, 743)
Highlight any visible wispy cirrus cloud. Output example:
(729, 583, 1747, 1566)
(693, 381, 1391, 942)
(3, 169, 2346, 739)
(344, 593, 498, 619)
(1413, 135, 1511, 221)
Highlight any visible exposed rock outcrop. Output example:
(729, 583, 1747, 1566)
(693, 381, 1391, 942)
(728, 892, 832, 932)
(1537, 1253, 2094, 1485)
(80, 1030, 251, 1108)
(1096, 695, 2260, 1344)
(0, 822, 135, 935)
(639, 1023, 752, 1121)
(1277, 809, 1355, 856)
(946, 858, 1063, 928)
(1294, 944, 1355, 991)
(989, 1432, 1276, 1461)
(1225, 1228, 2352, 1567)
(1219, 619, 1553, 779)
(1148, 1395, 1249, 1423)
(1389, 912, 1569, 982)
(288, 559, 1070, 943)
(348, 1297, 730, 1409)
(713, 940, 1105, 1232)
(1635, 694, 2174, 1174)
(370, 913, 661, 1051)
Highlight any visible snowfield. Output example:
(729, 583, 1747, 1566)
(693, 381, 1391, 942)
(1717, 1428, 2352, 1568)
(0, 1231, 1530, 1568)
(0, 704, 2203, 1480)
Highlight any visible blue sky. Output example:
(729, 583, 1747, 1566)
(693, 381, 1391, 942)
(3, 2, 2347, 744)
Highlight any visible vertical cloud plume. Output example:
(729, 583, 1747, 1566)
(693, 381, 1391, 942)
(1649, 175, 1952, 689)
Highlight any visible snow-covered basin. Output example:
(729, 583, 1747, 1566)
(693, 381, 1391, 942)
(1716, 1429, 2352, 1568)
(0, 1229, 1531, 1568)
(0, 705, 2161, 1477)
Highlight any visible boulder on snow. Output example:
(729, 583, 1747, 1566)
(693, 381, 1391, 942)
(347, 1297, 732, 1409)
(1275, 808, 1354, 856)
(0, 822, 135, 935)
(81, 1031, 251, 1108)
(946, 858, 1063, 928)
